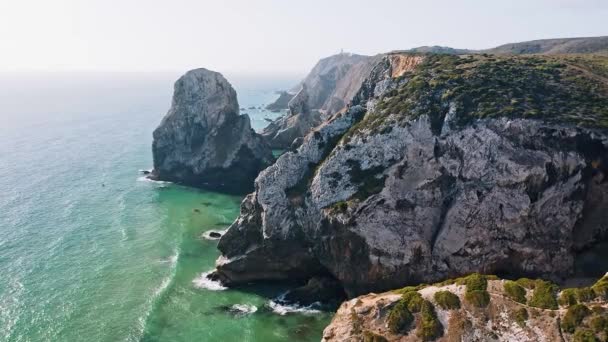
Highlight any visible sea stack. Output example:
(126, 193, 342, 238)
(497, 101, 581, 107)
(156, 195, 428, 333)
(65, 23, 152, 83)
(149, 68, 273, 193)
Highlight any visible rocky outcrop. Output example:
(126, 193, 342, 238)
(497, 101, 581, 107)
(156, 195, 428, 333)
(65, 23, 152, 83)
(260, 85, 322, 149)
(322, 275, 608, 342)
(265, 91, 294, 112)
(214, 53, 608, 298)
(150, 68, 274, 193)
(262, 53, 381, 148)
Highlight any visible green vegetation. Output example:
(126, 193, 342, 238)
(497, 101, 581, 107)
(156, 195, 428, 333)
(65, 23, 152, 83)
(514, 308, 529, 327)
(363, 330, 389, 342)
(463, 273, 491, 308)
(572, 328, 599, 342)
(416, 300, 443, 341)
(559, 288, 579, 307)
(387, 298, 414, 334)
(592, 275, 608, 299)
(370, 54, 608, 136)
(433, 290, 460, 310)
(528, 280, 558, 310)
(590, 315, 607, 334)
(515, 278, 537, 289)
(504, 280, 527, 304)
(399, 290, 425, 313)
(562, 304, 592, 333)
(577, 287, 597, 303)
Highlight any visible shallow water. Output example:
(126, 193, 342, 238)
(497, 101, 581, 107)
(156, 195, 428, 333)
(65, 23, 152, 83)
(0, 72, 331, 342)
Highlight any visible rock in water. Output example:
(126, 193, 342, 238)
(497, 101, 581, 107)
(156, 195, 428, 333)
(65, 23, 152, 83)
(150, 69, 274, 193)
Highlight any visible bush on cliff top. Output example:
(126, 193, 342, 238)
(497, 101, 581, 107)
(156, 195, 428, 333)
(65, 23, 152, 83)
(416, 300, 443, 341)
(434, 290, 461, 310)
(572, 328, 598, 342)
(401, 290, 425, 313)
(387, 299, 414, 334)
(559, 288, 578, 307)
(463, 273, 491, 308)
(592, 275, 608, 299)
(504, 280, 527, 304)
(562, 304, 591, 333)
(528, 280, 558, 310)
(577, 287, 597, 303)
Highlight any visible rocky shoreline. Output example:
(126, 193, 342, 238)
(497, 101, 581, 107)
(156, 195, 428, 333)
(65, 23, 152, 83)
(148, 37, 608, 341)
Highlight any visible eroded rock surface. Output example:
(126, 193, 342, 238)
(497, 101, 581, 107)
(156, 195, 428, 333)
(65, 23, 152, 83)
(215, 53, 608, 296)
(150, 68, 273, 193)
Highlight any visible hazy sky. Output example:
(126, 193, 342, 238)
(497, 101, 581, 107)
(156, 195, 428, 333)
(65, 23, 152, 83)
(0, 0, 606, 74)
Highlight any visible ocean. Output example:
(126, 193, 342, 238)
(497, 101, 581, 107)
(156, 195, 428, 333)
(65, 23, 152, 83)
(0, 72, 332, 342)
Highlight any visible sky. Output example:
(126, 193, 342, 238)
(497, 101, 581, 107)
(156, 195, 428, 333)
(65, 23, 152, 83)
(0, 0, 606, 74)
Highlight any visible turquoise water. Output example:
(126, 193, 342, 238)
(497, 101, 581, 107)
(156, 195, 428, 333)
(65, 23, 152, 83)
(0, 73, 331, 342)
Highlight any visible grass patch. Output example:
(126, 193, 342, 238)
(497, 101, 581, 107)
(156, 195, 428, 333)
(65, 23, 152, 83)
(416, 300, 443, 341)
(504, 280, 527, 304)
(387, 299, 414, 334)
(514, 307, 529, 327)
(463, 273, 490, 308)
(559, 288, 578, 307)
(562, 304, 591, 333)
(434, 290, 461, 310)
(572, 328, 599, 342)
(592, 275, 608, 300)
(528, 280, 558, 310)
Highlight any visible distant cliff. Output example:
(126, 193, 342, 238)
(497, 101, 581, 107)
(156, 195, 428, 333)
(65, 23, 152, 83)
(150, 69, 273, 193)
(263, 53, 380, 148)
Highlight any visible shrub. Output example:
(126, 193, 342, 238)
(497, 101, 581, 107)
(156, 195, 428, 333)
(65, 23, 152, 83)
(465, 290, 491, 308)
(562, 304, 591, 333)
(514, 308, 529, 327)
(363, 330, 389, 342)
(401, 290, 424, 313)
(387, 299, 414, 334)
(504, 281, 527, 304)
(572, 328, 598, 342)
(463, 273, 490, 308)
(589, 315, 607, 334)
(592, 275, 608, 299)
(416, 300, 443, 341)
(528, 280, 558, 310)
(516, 278, 537, 289)
(559, 288, 578, 307)
(434, 290, 461, 310)
(465, 273, 488, 292)
(577, 287, 597, 303)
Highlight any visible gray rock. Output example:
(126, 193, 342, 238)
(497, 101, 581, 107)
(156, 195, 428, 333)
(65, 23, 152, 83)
(150, 68, 273, 193)
(215, 54, 608, 297)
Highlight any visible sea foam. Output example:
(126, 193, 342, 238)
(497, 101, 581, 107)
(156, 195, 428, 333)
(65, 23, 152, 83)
(192, 271, 227, 291)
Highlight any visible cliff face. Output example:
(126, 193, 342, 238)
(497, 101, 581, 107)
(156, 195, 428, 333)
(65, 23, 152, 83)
(214, 53, 608, 296)
(150, 69, 274, 193)
(260, 85, 322, 149)
(262, 53, 381, 148)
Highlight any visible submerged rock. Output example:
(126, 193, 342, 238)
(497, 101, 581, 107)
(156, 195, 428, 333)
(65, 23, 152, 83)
(149, 68, 273, 193)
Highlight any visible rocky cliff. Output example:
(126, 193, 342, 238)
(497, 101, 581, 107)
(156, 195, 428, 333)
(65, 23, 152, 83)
(213, 53, 608, 297)
(323, 274, 608, 342)
(260, 85, 323, 149)
(262, 53, 380, 148)
(150, 68, 274, 193)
